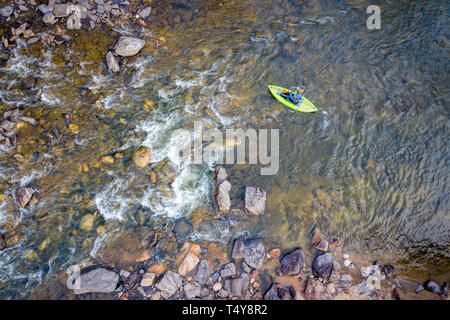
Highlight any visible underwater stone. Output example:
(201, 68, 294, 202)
(245, 186, 266, 215)
(114, 36, 145, 57)
(72, 267, 119, 295)
(106, 51, 120, 72)
(280, 247, 306, 275)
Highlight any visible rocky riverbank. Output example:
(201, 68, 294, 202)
(64, 167, 448, 300)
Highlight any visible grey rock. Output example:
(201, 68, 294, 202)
(155, 270, 183, 299)
(383, 264, 395, 277)
(242, 261, 252, 273)
(220, 263, 236, 278)
(174, 218, 193, 242)
(245, 186, 266, 215)
(53, 3, 70, 17)
(37, 4, 49, 14)
(114, 36, 145, 57)
(263, 282, 281, 300)
(312, 252, 334, 279)
(72, 268, 119, 294)
(184, 281, 201, 299)
(415, 284, 424, 293)
(198, 219, 230, 243)
(329, 261, 341, 282)
(231, 238, 245, 260)
(18, 5, 28, 11)
(215, 166, 229, 183)
(243, 238, 265, 269)
(211, 271, 220, 283)
(424, 280, 444, 295)
(67, 12, 81, 30)
(1, 120, 15, 131)
(223, 273, 249, 297)
(351, 281, 377, 298)
(195, 259, 210, 285)
(18, 116, 38, 127)
(217, 288, 228, 298)
(119, 269, 130, 278)
(138, 6, 151, 19)
(280, 247, 306, 275)
(105, 51, 120, 72)
(0, 6, 14, 17)
(337, 274, 352, 290)
(216, 180, 231, 214)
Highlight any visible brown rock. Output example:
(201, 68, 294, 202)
(15, 187, 33, 208)
(304, 279, 332, 300)
(133, 146, 152, 167)
(311, 228, 329, 252)
(136, 250, 150, 262)
(178, 253, 199, 276)
(148, 262, 168, 275)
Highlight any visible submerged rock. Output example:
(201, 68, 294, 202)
(312, 252, 334, 279)
(280, 247, 306, 275)
(114, 36, 145, 57)
(223, 273, 250, 297)
(174, 218, 194, 242)
(304, 279, 332, 300)
(154, 159, 177, 184)
(155, 270, 183, 299)
(106, 51, 120, 72)
(138, 6, 152, 19)
(15, 187, 33, 208)
(214, 167, 231, 215)
(242, 238, 265, 269)
(245, 186, 266, 215)
(0, 6, 13, 17)
(195, 259, 210, 285)
(424, 280, 444, 295)
(184, 281, 201, 299)
(133, 146, 152, 167)
(72, 267, 119, 295)
(311, 228, 329, 252)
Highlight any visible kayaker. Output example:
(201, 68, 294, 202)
(278, 88, 304, 105)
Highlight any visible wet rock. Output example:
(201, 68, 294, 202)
(138, 6, 152, 19)
(337, 274, 352, 290)
(304, 279, 332, 300)
(174, 218, 193, 242)
(119, 269, 130, 278)
(312, 252, 334, 279)
(383, 264, 395, 277)
(72, 267, 119, 295)
(0, 6, 13, 17)
(231, 238, 245, 260)
(198, 219, 230, 243)
(24, 77, 36, 89)
(53, 4, 70, 17)
(195, 259, 210, 285)
(18, 116, 38, 127)
(223, 273, 250, 297)
(424, 280, 444, 295)
(1, 120, 15, 131)
(211, 271, 220, 283)
(114, 36, 145, 57)
(80, 214, 94, 231)
(67, 12, 82, 30)
(264, 283, 281, 300)
(242, 261, 252, 273)
(329, 261, 341, 283)
(0, 234, 5, 250)
(184, 281, 201, 299)
(245, 186, 266, 216)
(214, 166, 231, 214)
(140, 272, 155, 287)
(217, 288, 228, 298)
(155, 159, 177, 184)
(213, 282, 222, 292)
(220, 263, 236, 278)
(350, 281, 377, 298)
(37, 4, 49, 14)
(42, 12, 56, 25)
(360, 266, 371, 278)
(311, 228, 329, 252)
(178, 252, 199, 276)
(415, 284, 424, 293)
(106, 51, 120, 72)
(242, 238, 265, 269)
(133, 146, 152, 167)
(148, 262, 168, 275)
(155, 270, 183, 299)
(15, 187, 33, 208)
(280, 247, 306, 275)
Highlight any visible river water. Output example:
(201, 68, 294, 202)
(0, 0, 448, 298)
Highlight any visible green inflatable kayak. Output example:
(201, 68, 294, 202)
(268, 85, 317, 113)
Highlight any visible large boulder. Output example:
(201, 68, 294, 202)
(280, 247, 306, 275)
(72, 267, 119, 295)
(312, 252, 334, 279)
(223, 273, 250, 297)
(304, 279, 332, 300)
(245, 186, 266, 215)
(114, 36, 145, 57)
(155, 270, 183, 299)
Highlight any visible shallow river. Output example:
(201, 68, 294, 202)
(0, 0, 448, 298)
